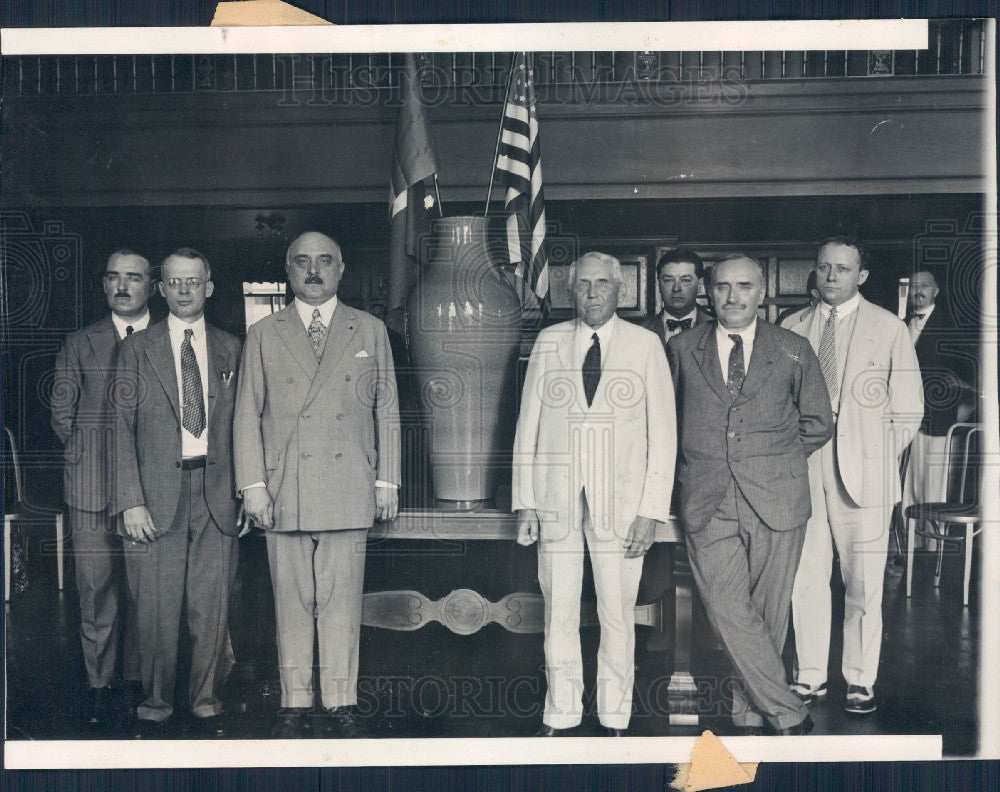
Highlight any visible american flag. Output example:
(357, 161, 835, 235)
(494, 52, 549, 305)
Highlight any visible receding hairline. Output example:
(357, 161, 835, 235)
(911, 269, 940, 286)
(712, 254, 765, 284)
(817, 240, 865, 269)
(286, 232, 342, 259)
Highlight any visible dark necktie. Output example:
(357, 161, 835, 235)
(126, 325, 134, 336)
(582, 332, 601, 408)
(665, 317, 692, 333)
(727, 333, 745, 400)
(181, 328, 206, 438)
(913, 313, 926, 321)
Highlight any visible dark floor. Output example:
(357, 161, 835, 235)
(3, 532, 979, 754)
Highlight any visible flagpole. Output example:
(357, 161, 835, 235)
(483, 52, 521, 217)
(432, 173, 444, 218)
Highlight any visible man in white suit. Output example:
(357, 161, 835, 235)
(787, 238, 924, 716)
(513, 251, 676, 736)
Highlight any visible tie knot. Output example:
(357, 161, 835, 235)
(312, 308, 322, 321)
(914, 312, 926, 320)
(728, 333, 742, 346)
(828, 305, 838, 319)
(126, 325, 134, 336)
(591, 332, 599, 343)
(184, 328, 193, 339)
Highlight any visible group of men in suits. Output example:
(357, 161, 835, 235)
(514, 238, 926, 736)
(52, 233, 398, 739)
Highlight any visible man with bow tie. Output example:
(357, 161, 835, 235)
(902, 268, 978, 542)
(234, 231, 400, 739)
(113, 248, 244, 737)
(51, 248, 154, 728)
(666, 254, 833, 735)
(642, 247, 712, 355)
(513, 251, 676, 736)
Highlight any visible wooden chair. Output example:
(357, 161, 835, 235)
(904, 423, 982, 606)
(4, 426, 64, 602)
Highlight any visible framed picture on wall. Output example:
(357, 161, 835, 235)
(532, 253, 648, 319)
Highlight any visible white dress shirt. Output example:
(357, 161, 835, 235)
(716, 320, 757, 384)
(576, 313, 618, 371)
(167, 313, 209, 459)
(111, 310, 150, 341)
(909, 301, 934, 343)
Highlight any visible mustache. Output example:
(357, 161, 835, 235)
(304, 275, 324, 284)
(115, 292, 131, 298)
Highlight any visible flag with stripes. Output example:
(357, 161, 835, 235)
(388, 52, 439, 334)
(494, 52, 549, 306)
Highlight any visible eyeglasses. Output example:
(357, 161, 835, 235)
(163, 277, 209, 290)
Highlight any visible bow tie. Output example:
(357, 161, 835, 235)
(665, 318, 692, 332)
(912, 313, 926, 320)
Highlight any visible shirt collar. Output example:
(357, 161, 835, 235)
(820, 291, 861, 319)
(913, 302, 935, 321)
(167, 312, 206, 337)
(294, 295, 338, 328)
(577, 312, 618, 349)
(663, 308, 698, 326)
(716, 317, 757, 346)
(111, 311, 150, 339)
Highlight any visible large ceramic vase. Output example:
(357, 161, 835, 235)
(406, 215, 522, 509)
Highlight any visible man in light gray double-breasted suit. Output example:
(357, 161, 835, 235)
(234, 231, 400, 739)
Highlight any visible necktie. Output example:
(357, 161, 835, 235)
(582, 332, 601, 408)
(307, 308, 327, 358)
(180, 328, 206, 438)
(665, 318, 692, 333)
(913, 313, 926, 321)
(726, 334, 745, 400)
(818, 305, 838, 399)
(126, 325, 134, 336)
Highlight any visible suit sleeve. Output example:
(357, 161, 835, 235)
(794, 337, 835, 456)
(637, 336, 676, 523)
(50, 334, 81, 445)
(511, 337, 546, 512)
(373, 320, 401, 487)
(232, 321, 268, 491)
(111, 337, 145, 515)
(888, 320, 925, 454)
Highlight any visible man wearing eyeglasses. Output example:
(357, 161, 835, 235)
(51, 249, 154, 729)
(112, 247, 245, 738)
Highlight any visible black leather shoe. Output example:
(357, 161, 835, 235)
(772, 714, 814, 736)
(190, 714, 228, 739)
(272, 708, 309, 739)
(133, 717, 171, 739)
(534, 724, 575, 737)
(86, 687, 112, 726)
(123, 680, 145, 710)
(323, 706, 363, 739)
(603, 726, 628, 737)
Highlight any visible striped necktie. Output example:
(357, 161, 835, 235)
(818, 306, 838, 399)
(307, 308, 327, 358)
(180, 328, 205, 437)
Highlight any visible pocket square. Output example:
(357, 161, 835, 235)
(355, 350, 370, 358)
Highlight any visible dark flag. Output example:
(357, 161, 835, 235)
(494, 52, 549, 307)
(388, 52, 439, 334)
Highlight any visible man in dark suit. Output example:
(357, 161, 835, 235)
(666, 254, 834, 735)
(113, 247, 244, 738)
(235, 231, 400, 739)
(902, 268, 978, 532)
(51, 248, 153, 726)
(642, 247, 712, 354)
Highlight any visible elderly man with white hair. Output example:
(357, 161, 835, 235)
(512, 251, 676, 736)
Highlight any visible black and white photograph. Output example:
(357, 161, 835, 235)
(1, 16, 997, 771)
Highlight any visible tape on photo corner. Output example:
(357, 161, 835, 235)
(673, 731, 758, 791)
(211, 0, 334, 26)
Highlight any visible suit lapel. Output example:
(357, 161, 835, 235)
(303, 303, 360, 410)
(275, 305, 320, 378)
(86, 316, 117, 367)
(205, 325, 229, 425)
(840, 298, 879, 411)
(144, 321, 182, 423)
(735, 320, 777, 404)
(786, 304, 818, 344)
(550, 322, 587, 413)
(691, 322, 732, 404)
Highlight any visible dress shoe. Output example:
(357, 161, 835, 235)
(789, 681, 827, 703)
(771, 714, 814, 736)
(603, 726, 628, 737)
(534, 724, 575, 737)
(123, 680, 145, 710)
(86, 687, 112, 726)
(190, 714, 228, 739)
(323, 705, 363, 739)
(272, 708, 310, 739)
(844, 685, 877, 715)
(133, 717, 172, 739)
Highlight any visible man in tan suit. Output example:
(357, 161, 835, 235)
(234, 231, 400, 739)
(787, 238, 924, 716)
(51, 249, 153, 727)
(513, 251, 676, 736)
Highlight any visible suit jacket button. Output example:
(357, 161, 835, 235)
(175, 461, 181, 467)
(335, 453, 343, 460)
(345, 375, 351, 382)
(287, 377, 294, 384)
